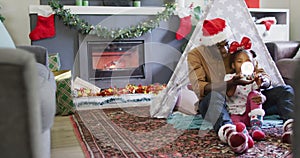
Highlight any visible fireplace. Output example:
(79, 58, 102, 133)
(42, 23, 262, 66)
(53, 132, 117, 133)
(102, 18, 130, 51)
(77, 35, 152, 88)
(88, 40, 145, 80)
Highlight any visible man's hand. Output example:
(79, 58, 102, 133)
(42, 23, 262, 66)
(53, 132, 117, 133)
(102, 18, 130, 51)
(253, 62, 271, 89)
(254, 72, 271, 89)
(231, 73, 254, 86)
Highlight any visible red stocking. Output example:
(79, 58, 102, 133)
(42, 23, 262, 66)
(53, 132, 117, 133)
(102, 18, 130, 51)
(29, 14, 56, 41)
(175, 15, 192, 40)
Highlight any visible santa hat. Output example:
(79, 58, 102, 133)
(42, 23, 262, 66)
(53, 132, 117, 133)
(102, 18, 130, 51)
(255, 17, 277, 36)
(200, 18, 232, 46)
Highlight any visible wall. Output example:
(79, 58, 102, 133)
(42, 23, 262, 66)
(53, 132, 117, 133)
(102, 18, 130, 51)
(289, 0, 300, 40)
(2, 0, 299, 45)
(260, 0, 300, 41)
(260, 0, 289, 9)
(0, 0, 38, 45)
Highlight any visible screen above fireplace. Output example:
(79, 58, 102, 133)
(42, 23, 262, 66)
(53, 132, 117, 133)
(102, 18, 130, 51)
(87, 40, 145, 80)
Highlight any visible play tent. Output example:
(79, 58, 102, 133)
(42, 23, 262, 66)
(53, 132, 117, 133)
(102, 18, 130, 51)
(150, 0, 284, 118)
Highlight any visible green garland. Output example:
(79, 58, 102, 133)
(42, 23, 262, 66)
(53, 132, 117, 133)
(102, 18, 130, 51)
(48, 0, 176, 39)
(0, 5, 4, 22)
(0, 14, 4, 22)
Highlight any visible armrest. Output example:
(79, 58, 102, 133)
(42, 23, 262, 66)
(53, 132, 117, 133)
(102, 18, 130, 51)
(265, 41, 300, 62)
(16, 45, 48, 66)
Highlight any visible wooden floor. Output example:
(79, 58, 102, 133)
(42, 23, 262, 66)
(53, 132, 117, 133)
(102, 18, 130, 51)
(51, 116, 85, 158)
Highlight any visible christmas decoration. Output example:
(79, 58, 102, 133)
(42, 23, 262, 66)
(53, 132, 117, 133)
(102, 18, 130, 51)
(54, 70, 74, 116)
(255, 17, 277, 37)
(0, 14, 4, 22)
(175, 3, 192, 40)
(174, 4, 201, 55)
(229, 36, 252, 54)
(193, 6, 201, 21)
(200, 18, 232, 46)
(176, 15, 192, 40)
(73, 83, 166, 97)
(235, 122, 254, 148)
(48, 53, 61, 71)
(0, 5, 4, 22)
(175, 3, 202, 41)
(218, 124, 235, 143)
(282, 119, 293, 144)
(29, 14, 56, 41)
(218, 122, 255, 154)
(48, 0, 176, 39)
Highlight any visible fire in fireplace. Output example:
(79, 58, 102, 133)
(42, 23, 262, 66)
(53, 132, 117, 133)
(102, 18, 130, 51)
(77, 34, 152, 88)
(87, 40, 145, 80)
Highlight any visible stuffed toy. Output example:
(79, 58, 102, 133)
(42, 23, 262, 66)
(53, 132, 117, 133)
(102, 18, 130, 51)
(218, 122, 254, 153)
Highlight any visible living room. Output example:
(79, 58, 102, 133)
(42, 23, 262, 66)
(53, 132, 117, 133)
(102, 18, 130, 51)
(1, 0, 300, 157)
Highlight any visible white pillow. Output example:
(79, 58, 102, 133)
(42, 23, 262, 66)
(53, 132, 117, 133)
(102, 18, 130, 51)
(175, 86, 198, 115)
(0, 21, 16, 48)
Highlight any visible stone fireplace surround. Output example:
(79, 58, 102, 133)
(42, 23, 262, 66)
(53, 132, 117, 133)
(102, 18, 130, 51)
(29, 5, 187, 88)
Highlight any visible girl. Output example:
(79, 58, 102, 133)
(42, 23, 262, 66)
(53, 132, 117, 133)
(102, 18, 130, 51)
(224, 41, 270, 141)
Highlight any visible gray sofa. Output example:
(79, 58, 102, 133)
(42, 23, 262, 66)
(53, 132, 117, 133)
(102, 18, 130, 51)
(265, 41, 300, 88)
(0, 22, 56, 158)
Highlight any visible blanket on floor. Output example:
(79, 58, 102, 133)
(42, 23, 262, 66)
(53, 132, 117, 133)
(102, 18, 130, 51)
(167, 112, 283, 130)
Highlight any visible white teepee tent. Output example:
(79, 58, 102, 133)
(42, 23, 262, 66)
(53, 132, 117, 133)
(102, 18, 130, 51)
(150, 0, 284, 118)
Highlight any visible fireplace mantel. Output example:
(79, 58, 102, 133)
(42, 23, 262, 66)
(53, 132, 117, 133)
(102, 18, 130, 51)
(29, 5, 165, 15)
(29, 4, 186, 88)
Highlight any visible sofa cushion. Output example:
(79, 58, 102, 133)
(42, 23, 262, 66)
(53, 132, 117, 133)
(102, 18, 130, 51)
(276, 58, 300, 87)
(36, 63, 56, 132)
(265, 41, 300, 61)
(0, 21, 16, 48)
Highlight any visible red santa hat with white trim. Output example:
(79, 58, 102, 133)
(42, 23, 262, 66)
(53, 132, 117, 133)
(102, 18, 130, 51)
(200, 18, 232, 46)
(255, 17, 277, 36)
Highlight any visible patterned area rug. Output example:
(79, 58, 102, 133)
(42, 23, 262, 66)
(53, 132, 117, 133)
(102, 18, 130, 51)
(71, 106, 292, 158)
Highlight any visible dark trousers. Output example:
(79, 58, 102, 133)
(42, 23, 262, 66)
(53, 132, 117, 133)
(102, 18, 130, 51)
(262, 85, 295, 121)
(198, 85, 294, 132)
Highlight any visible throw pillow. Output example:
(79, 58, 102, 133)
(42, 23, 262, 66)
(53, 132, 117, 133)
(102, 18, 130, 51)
(0, 21, 16, 48)
(293, 48, 300, 59)
(175, 86, 198, 115)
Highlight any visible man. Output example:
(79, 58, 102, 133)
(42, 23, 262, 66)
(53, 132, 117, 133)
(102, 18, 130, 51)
(187, 18, 294, 153)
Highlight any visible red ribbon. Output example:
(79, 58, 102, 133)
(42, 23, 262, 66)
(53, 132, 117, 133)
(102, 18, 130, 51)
(229, 37, 252, 53)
